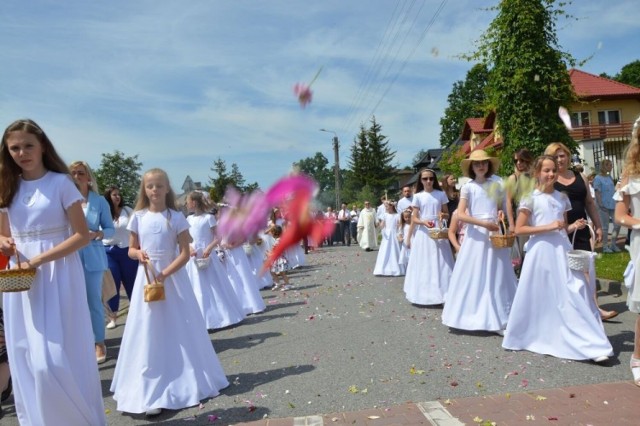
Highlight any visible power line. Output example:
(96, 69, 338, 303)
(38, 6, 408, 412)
(341, 0, 448, 136)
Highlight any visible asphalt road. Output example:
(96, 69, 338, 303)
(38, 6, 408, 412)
(1, 244, 634, 425)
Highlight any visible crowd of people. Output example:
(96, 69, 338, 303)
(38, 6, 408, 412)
(362, 122, 640, 385)
(0, 118, 310, 422)
(1, 115, 640, 423)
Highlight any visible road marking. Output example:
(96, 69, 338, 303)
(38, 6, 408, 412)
(417, 401, 464, 425)
(293, 415, 323, 426)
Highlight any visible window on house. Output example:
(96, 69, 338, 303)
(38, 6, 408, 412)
(570, 111, 590, 127)
(598, 110, 621, 125)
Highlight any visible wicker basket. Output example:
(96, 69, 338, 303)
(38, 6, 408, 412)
(0, 248, 36, 293)
(489, 219, 516, 249)
(567, 225, 595, 272)
(428, 219, 449, 240)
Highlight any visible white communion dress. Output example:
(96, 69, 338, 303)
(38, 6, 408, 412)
(2, 172, 106, 425)
(373, 212, 405, 276)
(403, 190, 454, 305)
(111, 209, 229, 413)
(502, 190, 613, 360)
(442, 179, 518, 332)
(185, 213, 245, 329)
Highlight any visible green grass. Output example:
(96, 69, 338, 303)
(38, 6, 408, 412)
(595, 250, 630, 281)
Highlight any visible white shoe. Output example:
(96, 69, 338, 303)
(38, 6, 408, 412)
(145, 408, 162, 417)
(106, 319, 116, 329)
(592, 355, 609, 363)
(602, 247, 613, 253)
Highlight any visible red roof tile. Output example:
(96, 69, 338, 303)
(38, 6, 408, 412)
(467, 118, 486, 132)
(569, 68, 640, 98)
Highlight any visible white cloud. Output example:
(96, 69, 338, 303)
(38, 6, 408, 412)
(1, 0, 637, 191)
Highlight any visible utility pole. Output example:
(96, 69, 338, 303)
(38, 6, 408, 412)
(320, 129, 341, 210)
(332, 135, 340, 210)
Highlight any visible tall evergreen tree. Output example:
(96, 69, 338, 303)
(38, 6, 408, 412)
(208, 158, 259, 201)
(346, 125, 369, 191)
(366, 117, 396, 197)
(208, 157, 233, 202)
(467, 0, 575, 172)
(345, 117, 396, 198)
(439, 64, 489, 147)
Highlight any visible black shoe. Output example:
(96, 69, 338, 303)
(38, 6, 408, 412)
(1, 378, 10, 403)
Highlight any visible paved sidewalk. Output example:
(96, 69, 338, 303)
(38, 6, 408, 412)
(239, 381, 640, 425)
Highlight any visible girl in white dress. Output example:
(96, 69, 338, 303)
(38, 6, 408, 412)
(403, 169, 454, 304)
(398, 208, 412, 267)
(111, 169, 229, 417)
(442, 150, 517, 333)
(614, 117, 640, 385)
(246, 233, 274, 290)
(502, 155, 613, 362)
(185, 191, 244, 330)
(372, 202, 403, 276)
(0, 119, 106, 425)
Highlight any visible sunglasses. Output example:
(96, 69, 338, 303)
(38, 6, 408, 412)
(513, 158, 528, 164)
(421, 176, 435, 181)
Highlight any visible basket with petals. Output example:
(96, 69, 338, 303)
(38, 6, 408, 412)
(489, 219, 516, 248)
(0, 248, 36, 293)
(428, 219, 449, 240)
(567, 225, 595, 272)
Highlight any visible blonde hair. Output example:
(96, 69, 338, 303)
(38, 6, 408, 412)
(543, 142, 571, 158)
(135, 168, 177, 211)
(622, 116, 640, 177)
(69, 160, 99, 193)
(598, 158, 612, 173)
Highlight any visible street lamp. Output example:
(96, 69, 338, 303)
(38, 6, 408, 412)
(319, 129, 340, 210)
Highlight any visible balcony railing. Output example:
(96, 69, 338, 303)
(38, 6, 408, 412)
(569, 121, 635, 141)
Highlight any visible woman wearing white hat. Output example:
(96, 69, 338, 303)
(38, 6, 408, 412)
(442, 150, 518, 334)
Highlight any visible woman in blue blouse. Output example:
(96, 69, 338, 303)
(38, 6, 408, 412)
(70, 161, 115, 364)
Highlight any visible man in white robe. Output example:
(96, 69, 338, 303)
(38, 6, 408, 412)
(357, 201, 378, 251)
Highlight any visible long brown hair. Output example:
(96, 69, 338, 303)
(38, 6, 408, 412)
(415, 168, 442, 192)
(0, 119, 69, 208)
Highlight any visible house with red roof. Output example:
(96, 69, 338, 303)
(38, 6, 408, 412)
(567, 69, 640, 177)
(445, 69, 640, 178)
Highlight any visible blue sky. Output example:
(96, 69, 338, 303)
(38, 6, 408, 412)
(1, 0, 638, 194)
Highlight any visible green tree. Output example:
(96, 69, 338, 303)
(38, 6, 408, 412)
(293, 152, 334, 191)
(439, 64, 490, 147)
(412, 149, 429, 166)
(614, 60, 640, 88)
(94, 150, 142, 206)
(208, 158, 258, 201)
(229, 163, 246, 191)
(208, 158, 232, 202)
(366, 117, 397, 195)
(345, 117, 396, 198)
(436, 149, 465, 179)
(467, 0, 576, 170)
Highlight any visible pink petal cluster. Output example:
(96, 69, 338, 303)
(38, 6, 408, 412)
(215, 187, 269, 246)
(293, 83, 313, 108)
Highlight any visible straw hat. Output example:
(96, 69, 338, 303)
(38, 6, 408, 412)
(460, 149, 500, 177)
